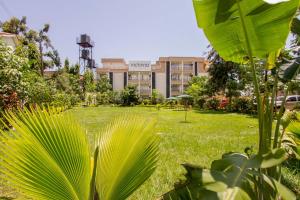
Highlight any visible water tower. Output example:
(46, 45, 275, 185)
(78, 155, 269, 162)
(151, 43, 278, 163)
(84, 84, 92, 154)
(76, 34, 95, 73)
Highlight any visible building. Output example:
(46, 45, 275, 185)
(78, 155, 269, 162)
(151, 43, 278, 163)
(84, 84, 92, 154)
(0, 32, 18, 49)
(96, 57, 208, 98)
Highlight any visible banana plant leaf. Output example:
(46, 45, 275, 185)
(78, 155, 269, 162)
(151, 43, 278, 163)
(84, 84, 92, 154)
(161, 149, 295, 200)
(193, 0, 300, 63)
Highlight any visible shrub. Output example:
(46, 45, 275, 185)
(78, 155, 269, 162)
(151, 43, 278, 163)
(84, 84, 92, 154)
(69, 94, 81, 106)
(51, 93, 72, 108)
(204, 97, 220, 110)
(195, 96, 206, 109)
(120, 85, 139, 106)
(141, 99, 151, 106)
(232, 97, 255, 114)
(96, 92, 110, 105)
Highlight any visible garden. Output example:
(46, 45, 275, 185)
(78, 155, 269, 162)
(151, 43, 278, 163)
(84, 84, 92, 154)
(1, 0, 300, 200)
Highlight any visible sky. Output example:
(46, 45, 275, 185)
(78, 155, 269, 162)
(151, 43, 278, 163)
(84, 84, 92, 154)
(0, 0, 210, 66)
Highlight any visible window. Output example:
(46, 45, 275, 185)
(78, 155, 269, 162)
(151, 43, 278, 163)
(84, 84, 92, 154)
(287, 96, 297, 102)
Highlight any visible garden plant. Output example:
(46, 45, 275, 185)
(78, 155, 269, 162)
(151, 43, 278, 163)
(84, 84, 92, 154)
(162, 0, 300, 199)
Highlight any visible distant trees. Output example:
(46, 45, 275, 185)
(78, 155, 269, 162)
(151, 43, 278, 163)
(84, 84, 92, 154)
(207, 49, 251, 109)
(96, 75, 112, 93)
(0, 17, 61, 76)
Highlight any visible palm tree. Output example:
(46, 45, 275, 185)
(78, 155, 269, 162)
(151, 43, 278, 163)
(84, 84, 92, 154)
(0, 107, 159, 200)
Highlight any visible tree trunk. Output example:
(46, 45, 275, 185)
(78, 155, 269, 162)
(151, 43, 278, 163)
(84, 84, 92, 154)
(39, 42, 44, 76)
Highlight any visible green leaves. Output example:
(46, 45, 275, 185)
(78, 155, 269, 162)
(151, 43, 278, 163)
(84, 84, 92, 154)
(0, 107, 159, 200)
(0, 107, 91, 200)
(96, 117, 159, 200)
(162, 149, 294, 200)
(193, 0, 300, 63)
(281, 57, 300, 82)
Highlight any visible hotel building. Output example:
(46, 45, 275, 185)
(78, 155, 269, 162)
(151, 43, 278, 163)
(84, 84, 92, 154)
(96, 57, 208, 98)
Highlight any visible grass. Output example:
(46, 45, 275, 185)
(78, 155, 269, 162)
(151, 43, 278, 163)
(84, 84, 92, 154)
(1, 106, 298, 199)
(70, 106, 259, 199)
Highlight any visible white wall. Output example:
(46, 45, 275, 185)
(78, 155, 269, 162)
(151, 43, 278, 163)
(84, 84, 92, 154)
(1, 37, 16, 49)
(113, 72, 124, 91)
(156, 72, 166, 97)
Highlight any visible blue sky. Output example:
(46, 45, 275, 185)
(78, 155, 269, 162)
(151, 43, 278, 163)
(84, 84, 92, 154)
(0, 0, 209, 65)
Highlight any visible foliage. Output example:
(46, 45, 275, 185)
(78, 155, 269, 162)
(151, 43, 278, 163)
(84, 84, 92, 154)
(95, 75, 112, 93)
(281, 112, 300, 158)
(120, 85, 139, 106)
(96, 116, 159, 200)
(1, 17, 61, 76)
(183, 1, 300, 198)
(193, 0, 299, 63)
(162, 149, 294, 200)
(185, 76, 210, 107)
(231, 97, 255, 114)
(0, 16, 27, 35)
(193, 0, 300, 152)
(151, 89, 164, 105)
(23, 72, 54, 105)
(83, 71, 95, 93)
(96, 92, 110, 105)
(0, 107, 159, 200)
(204, 97, 220, 111)
(0, 40, 28, 110)
(51, 93, 73, 108)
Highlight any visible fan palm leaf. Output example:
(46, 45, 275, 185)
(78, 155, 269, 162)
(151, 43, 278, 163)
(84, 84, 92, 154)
(0, 107, 159, 200)
(96, 116, 159, 200)
(0, 107, 91, 200)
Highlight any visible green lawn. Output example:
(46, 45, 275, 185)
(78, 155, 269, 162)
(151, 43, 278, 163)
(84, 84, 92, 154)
(70, 106, 259, 200)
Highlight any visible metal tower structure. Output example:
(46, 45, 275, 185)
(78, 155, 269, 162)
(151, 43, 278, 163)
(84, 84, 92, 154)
(76, 34, 96, 74)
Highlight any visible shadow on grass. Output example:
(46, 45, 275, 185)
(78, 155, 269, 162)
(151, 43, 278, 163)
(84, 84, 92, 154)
(194, 109, 229, 115)
(0, 197, 14, 200)
(179, 121, 192, 123)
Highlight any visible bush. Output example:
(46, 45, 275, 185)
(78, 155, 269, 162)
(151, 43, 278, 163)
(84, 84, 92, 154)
(141, 99, 151, 106)
(120, 85, 139, 106)
(231, 97, 255, 113)
(85, 93, 97, 106)
(69, 94, 81, 106)
(51, 93, 72, 108)
(204, 97, 220, 110)
(96, 92, 110, 105)
(195, 96, 206, 109)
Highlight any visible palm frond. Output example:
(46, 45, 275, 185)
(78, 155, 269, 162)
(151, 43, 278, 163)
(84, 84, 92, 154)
(0, 107, 91, 200)
(96, 116, 159, 200)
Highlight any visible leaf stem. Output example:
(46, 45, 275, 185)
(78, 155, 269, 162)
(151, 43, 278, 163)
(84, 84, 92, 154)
(236, 0, 263, 153)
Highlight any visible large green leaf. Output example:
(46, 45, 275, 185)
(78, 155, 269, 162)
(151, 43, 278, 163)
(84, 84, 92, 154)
(281, 57, 300, 82)
(193, 0, 300, 63)
(0, 107, 91, 200)
(161, 150, 292, 200)
(96, 117, 159, 200)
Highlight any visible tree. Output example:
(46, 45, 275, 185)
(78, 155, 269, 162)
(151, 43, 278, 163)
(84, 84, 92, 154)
(207, 49, 251, 108)
(120, 85, 139, 106)
(185, 76, 210, 108)
(64, 58, 70, 72)
(36, 24, 52, 76)
(83, 71, 95, 93)
(0, 16, 27, 35)
(1, 17, 60, 76)
(96, 75, 112, 93)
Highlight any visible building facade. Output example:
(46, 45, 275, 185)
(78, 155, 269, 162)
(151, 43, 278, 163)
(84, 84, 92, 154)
(96, 57, 208, 98)
(0, 32, 18, 49)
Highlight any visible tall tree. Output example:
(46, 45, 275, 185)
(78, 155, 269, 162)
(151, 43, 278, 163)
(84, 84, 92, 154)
(36, 24, 52, 76)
